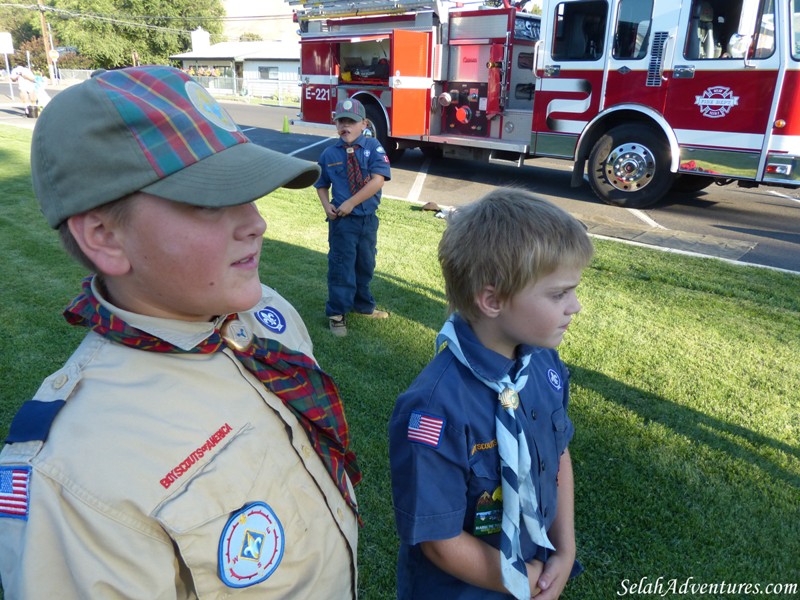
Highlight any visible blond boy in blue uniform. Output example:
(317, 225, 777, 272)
(389, 189, 593, 599)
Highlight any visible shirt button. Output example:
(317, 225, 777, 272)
(53, 374, 68, 389)
(530, 410, 537, 420)
(540, 460, 546, 472)
(302, 445, 312, 458)
(337, 508, 344, 521)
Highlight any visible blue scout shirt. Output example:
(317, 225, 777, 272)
(388, 314, 575, 599)
(314, 133, 391, 216)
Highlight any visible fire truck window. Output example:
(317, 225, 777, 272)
(793, 0, 800, 59)
(684, 0, 775, 60)
(613, 0, 653, 59)
(552, 1, 609, 61)
(685, 1, 720, 59)
(751, 0, 776, 58)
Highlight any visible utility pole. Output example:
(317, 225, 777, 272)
(36, 0, 55, 82)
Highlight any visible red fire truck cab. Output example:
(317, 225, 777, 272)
(290, 0, 800, 208)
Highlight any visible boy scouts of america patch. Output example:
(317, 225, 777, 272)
(218, 502, 285, 588)
(185, 80, 238, 133)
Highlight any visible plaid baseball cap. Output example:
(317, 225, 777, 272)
(31, 66, 320, 228)
(333, 98, 366, 122)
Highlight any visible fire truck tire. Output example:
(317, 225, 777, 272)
(588, 125, 674, 208)
(365, 103, 404, 162)
(671, 174, 714, 194)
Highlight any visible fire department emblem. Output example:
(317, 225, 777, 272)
(218, 502, 285, 588)
(695, 86, 739, 119)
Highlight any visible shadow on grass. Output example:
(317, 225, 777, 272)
(571, 365, 800, 490)
(260, 236, 800, 597)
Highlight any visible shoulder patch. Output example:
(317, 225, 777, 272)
(219, 502, 285, 588)
(6, 400, 66, 444)
(546, 368, 562, 391)
(255, 307, 286, 334)
(0, 466, 31, 520)
(407, 410, 445, 448)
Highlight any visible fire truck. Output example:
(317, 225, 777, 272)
(288, 0, 800, 208)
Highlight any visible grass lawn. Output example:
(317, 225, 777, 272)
(1, 123, 799, 598)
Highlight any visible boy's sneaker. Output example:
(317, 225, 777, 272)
(329, 315, 347, 337)
(359, 309, 389, 319)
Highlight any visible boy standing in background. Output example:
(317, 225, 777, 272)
(315, 98, 392, 337)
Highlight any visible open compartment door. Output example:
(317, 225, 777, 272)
(390, 29, 431, 136)
(299, 41, 338, 124)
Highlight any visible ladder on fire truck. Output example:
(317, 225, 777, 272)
(288, 0, 449, 20)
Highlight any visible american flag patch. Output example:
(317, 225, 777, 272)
(407, 411, 445, 448)
(0, 466, 31, 520)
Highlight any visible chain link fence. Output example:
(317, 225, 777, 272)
(54, 70, 300, 107)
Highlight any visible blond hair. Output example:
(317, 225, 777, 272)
(438, 188, 594, 322)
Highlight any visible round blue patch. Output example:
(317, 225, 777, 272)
(218, 502, 285, 588)
(546, 368, 562, 391)
(256, 307, 286, 334)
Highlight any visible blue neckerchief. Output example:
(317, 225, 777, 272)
(436, 314, 554, 599)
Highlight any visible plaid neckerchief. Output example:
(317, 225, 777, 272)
(64, 276, 361, 518)
(345, 143, 369, 195)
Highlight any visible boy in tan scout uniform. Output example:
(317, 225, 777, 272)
(0, 66, 360, 599)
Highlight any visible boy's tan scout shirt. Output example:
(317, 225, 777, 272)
(0, 279, 358, 599)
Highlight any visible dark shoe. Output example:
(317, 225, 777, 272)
(329, 315, 348, 337)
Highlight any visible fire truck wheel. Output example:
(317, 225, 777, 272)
(588, 125, 674, 208)
(365, 103, 404, 162)
(671, 174, 715, 194)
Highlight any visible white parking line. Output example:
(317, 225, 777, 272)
(591, 233, 800, 276)
(628, 208, 668, 229)
(289, 138, 334, 156)
(768, 189, 800, 205)
(408, 157, 431, 204)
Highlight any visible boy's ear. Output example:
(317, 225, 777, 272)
(67, 212, 132, 276)
(475, 285, 503, 319)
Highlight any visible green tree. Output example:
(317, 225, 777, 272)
(239, 32, 263, 42)
(0, 4, 40, 49)
(47, 0, 225, 69)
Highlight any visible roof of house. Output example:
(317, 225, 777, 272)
(171, 40, 299, 61)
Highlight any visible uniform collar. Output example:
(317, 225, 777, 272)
(91, 276, 225, 351)
(451, 313, 541, 383)
(336, 133, 368, 148)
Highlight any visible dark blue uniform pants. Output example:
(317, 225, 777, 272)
(326, 213, 378, 316)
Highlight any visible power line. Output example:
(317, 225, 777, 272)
(0, 3, 291, 23)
